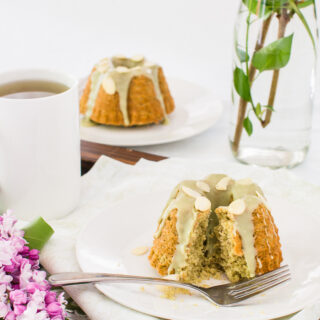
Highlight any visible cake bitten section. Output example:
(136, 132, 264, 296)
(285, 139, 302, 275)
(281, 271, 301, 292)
(214, 206, 251, 282)
(180, 210, 221, 284)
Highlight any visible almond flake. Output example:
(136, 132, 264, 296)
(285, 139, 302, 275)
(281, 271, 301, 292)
(215, 176, 232, 191)
(196, 181, 210, 193)
(145, 61, 156, 68)
(114, 54, 126, 59)
(131, 54, 144, 62)
(116, 66, 129, 73)
(181, 186, 201, 198)
(228, 199, 246, 215)
(102, 77, 116, 95)
(195, 197, 211, 212)
(131, 246, 149, 256)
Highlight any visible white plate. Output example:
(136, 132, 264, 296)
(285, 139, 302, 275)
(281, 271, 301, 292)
(79, 77, 223, 146)
(76, 193, 320, 320)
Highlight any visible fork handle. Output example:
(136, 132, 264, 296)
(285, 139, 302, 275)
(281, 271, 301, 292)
(49, 272, 196, 291)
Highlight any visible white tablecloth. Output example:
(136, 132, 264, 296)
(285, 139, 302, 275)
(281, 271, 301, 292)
(40, 156, 320, 320)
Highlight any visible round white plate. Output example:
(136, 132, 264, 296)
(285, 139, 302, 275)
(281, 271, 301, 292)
(76, 193, 320, 320)
(79, 77, 223, 146)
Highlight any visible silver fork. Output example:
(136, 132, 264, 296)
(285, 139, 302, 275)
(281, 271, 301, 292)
(49, 265, 290, 306)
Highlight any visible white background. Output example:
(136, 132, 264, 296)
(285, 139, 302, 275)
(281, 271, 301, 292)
(1, 0, 320, 184)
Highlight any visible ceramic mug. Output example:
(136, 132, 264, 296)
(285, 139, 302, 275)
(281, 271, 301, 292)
(0, 69, 80, 221)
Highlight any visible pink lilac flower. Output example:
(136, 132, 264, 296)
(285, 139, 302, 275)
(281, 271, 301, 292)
(0, 301, 9, 318)
(0, 211, 67, 320)
(0, 241, 17, 267)
(0, 268, 13, 284)
(10, 290, 27, 305)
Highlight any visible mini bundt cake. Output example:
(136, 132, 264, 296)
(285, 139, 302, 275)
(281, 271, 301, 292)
(80, 55, 175, 127)
(148, 174, 283, 285)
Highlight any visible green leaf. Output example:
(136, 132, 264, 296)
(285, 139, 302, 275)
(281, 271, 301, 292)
(289, 0, 316, 52)
(297, 0, 314, 9)
(264, 105, 275, 111)
(255, 102, 262, 116)
(242, 0, 272, 18)
(233, 67, 252, 102)
(266, 0, 289, 9)
(236, 47, 250, 63)
(243, 117, 253, 136)
(23, 217, 54, 250)
(252, 34, 293, 71)
(231, 88, 235, 104)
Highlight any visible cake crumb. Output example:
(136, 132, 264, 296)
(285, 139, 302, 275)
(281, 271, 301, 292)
(131, 246, 149, 256)
(158, 285, 191, 300)
(140, 286, 145, 292)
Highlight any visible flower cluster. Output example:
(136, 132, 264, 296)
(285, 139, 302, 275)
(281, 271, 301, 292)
(0, 211, 66, 320)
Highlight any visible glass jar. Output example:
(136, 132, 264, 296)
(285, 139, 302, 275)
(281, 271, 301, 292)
(230, 0, 318, 168)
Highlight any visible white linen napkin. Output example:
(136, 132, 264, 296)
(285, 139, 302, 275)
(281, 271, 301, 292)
(40, 156, 320, 320)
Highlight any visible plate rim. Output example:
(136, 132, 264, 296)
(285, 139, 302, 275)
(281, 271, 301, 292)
(79, 77, 223, 147)
(75, 194, 320, 320)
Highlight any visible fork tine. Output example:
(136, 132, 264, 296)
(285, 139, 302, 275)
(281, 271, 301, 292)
(228, 265, 289, 290)
(233, 275, 291, 300)
(229, 269, 290, 295)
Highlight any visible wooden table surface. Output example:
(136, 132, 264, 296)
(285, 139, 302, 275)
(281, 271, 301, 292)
(81, 140, 166, 174)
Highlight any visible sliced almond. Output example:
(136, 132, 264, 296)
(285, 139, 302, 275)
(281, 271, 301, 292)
(97, 61, 110, 73)
(195, 196, 211, 212)
(215, 176, 232, 191)
(196, 181, 210, 193)
(181, 186, 201, 199)
(114, 54, 126, 59)
(228, 199, 246, 215)
(131, 54, 144, 62)
(116, 66, 129, 73)
(131, 246, 149, 256)
(144, 61, 156, 68)
(102, 77, 116, 95)
(237, 178, 253, 186)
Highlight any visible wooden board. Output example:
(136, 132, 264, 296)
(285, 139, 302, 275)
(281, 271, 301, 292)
(81, 140, 166, 174)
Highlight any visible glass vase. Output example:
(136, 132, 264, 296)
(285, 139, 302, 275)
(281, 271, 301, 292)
(230, 0, 318, 168)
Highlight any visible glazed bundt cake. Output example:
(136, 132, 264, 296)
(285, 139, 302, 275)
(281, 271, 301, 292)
(80, 55, 175, 127)
(149, 174, 282, 285)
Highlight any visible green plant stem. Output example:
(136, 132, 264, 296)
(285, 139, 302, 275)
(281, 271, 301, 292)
(261, 9, 290, 128)
(289, 0, 316, 52)
(245, 11, 252, 76)
(232, 14, 273, 154)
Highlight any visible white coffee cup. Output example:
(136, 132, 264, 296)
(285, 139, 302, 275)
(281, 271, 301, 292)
(0, 69, 80, 221)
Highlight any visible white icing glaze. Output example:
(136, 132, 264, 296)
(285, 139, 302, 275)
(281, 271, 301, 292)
(84, 55, 168, 126)
(232, 195, 263, 277)
(85, 70, 104, 119)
